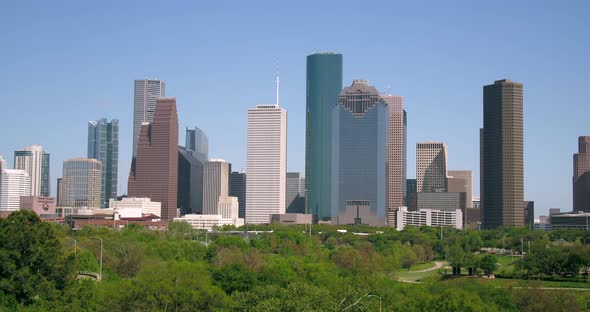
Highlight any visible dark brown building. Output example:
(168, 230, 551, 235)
(574, 136, 590, 212)
(481, 79, 524, 228)
(523, 201, 534, 229)
(128, 98, 179, 220)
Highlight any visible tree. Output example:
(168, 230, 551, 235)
(479, 254, 497, 276)
(212, 264, 258, 295)
(401, 248, 418, 270)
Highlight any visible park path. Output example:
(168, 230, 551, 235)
(410, 261, 446, 273)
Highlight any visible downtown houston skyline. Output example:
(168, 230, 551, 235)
(1, 1, 589, 217)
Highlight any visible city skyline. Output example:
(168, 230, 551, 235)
(2, 2, 589, 217)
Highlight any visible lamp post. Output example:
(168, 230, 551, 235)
(91, 237, 103, 280)
(65, 237, 77, 255)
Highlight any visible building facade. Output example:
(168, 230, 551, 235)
(416, 142, 448, 192)
(416, 192, 466, 211)
(178, 146, 204, 215)
(20, 196, 56, 217)
(61, 158, 102, 209)
(246, 105, 287, 224)
(406, 179, 417, 210)
(481, 79, 524, 228)
(218, 196, 239, 220)
(14, 145, 50, 197)
(109, 197, 161, 217)
(550, 212, 590, 230)
(394, 207, 463, 231)
(305, 52, 343, 221)
(132, 79, 165, 157)
(88, 118, 119, 207)
(128, 97, 178, 220)
(0, 157, 31, 215)
(173, 214, 244, 231)
(229, 171, 246, 219)
(523, 201, 534, 229)
(573, 136, 590, 212)
(286, 172, 305, 214)
(447, 170, 472, 209)
(185, 127, 209, 163)
(203, 159, 230, 215)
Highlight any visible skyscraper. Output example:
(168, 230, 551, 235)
(0, 156, 31, 215)
(14, 145, 50, 197)
(133, 79, 165, 157)
(286, 172, 305, 213)
(331, 80, 403, 225)
(203, 159, 230, 215)
(185, 127, 209, 163)
(61, 158, 102, 209)
(88, 118, 119, 208)
(246, 105, 287, 224)
(229, 171, 246, 219)
(573, 136, 590, 212)
(416, 142, 448, 192)
(305, 52, 343, 221)
(128, 97, 179, 220)
(178, 146, 204, 215)
(406, 179, 417, 210)
(448, 170, 472, 209)
(482, 79, 524, 228)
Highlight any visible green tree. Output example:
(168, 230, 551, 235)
(479, 254, 497, 276)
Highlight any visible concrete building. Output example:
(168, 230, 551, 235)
(178, 146, 204, 215)
(393, 207, 463, 231)
(20, 196, 56, 217)
(286, 172, 305, 214)
(229, 171, 246, 219)
(550, 212, 590, 230)
(88, 118, 119, 208)
(203, 159, 230, 215)
(218, 196, 239, 220)
(270, 213, 313, 224)
(173, 214, 244, 231)
(0, 157, 31, 216)
(132, 79, 165, 157)
(481, 79, 524, 228)
(416, 142, 448, 192)
(128, 98, 178, 220)
(406, 179, 417, 210)
(331, 80, 404, 226)
(185, 127, 208, 163)
(306, 52, 343, 221)
(246, 104, 287, 224)
(14, 145, 50, 197)
(573, 136, 590, 212)
(549, 208, 561, 215)
(447, 170, 472, 208)
(417, 192, 466, 211)
(61, 158, 102, 209)
(109, 197, 161, 217)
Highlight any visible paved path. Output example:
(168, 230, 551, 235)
(410, 261, 446, 273)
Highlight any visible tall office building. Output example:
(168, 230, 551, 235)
(573, 136, 590, 212)
(61, 158, 102, 209)
(178, 146, 204, 215)
(229, 171, 246, 219)
(481, 79, 524, 228)
(246, 105, 287, 224)
(448, 170, 472, 209)
(14, 145, 50, 197)
(56, 177, 63, 206)
(416, 142, 448, 192)
(88, 118, 119, 208)
(305, 52, 343, 221)
(203, 159, 230, 215)
(185, 127, 209, 163)
(406, 179, 417, 210)
(0, 156, 31, 215)
(132, 79, 165, 157)
(286, 172, 305, 213)
(128, 98, 179, 220)
(331, 80, 403, 225)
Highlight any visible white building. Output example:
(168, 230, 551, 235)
(14, 145, 49, 197)
(173, 214, 244, 231)
(416, 142, 448, 192)
(203, 159, 230, 215)
(394, 206, 462, 231)
(109, 197, 161, 217)
(218, 196, 239, 219)
(246, 104, 287, 224)
(0, 156, 31, 213)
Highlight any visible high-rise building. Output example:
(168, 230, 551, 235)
(573, 136, 590, 212)
(88, 118, 119, 208)
(523, 201, 534, 229)
(203, 159, 230, 215)
(0, 156, 31, 215)
(331, 80, 403, 226)
(416, 142, 448, 192)
(229, 171, 246, 219)
(448, 170, 472, 209)
(56, 178, 63, 206)
(178, 146, 204, 215)
(286, 172, 305, 213)
(246, 104, 287, 224)
(61, 158, 102, 209)
(128, 97, 179, 220)
(185, 127, 209, 163)
(406, 179, 417, 210)
(305, 52, 343, 221)
(416, 192, 466, 211)
(14, 145, 50, 197)
(132, 79, 165, 157)
(481, 79, 524, 228)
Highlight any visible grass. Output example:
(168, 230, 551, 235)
(480, 278, 590, 289)
(395, 262, 444, 282)
(409, 262, 435, 271)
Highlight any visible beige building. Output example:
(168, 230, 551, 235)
(447, 170, 472, 208)
(416, 142, 448, 192)
(61, 158, 102, 209)
(109, 197, 161, 217)
(203, 159, 230, 215)
(20, 196, 56, 217)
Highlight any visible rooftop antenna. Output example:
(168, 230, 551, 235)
(387, 84, 391, 96)
(275, 60, 280, 106)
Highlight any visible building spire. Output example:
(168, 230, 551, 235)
(275, 60, 280, 106)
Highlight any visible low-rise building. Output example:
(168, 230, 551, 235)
(173, 214, 244, 231)
(550, 212, 590, 230)
(20, 196, 56, 218)
(109, 197, 161, 217)
(393, 206, 462, 231)
(270, 213, 312, 224)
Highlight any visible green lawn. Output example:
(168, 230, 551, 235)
(409, 262, 435, 271)
(480, 278, 590, 290)
(395, 262, 445, 282)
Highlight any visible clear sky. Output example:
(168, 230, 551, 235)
(1, 0, 589, 217)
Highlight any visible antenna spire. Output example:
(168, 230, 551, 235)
(275, 60, 280, 106)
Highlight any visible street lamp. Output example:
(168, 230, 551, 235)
(65, 237, 77, 255)
(90, 236, 103, 280)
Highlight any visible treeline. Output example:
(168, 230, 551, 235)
(1, 210, 590, 311)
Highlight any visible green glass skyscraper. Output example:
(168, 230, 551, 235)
(305, 52, 343, 221)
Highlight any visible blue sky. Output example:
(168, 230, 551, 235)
(1, 0, 589, 217)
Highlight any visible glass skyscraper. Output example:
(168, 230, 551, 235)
(61, 158, 102, 209)
(133, 79, 165, 157)
(14, 145, 50, 197)
(185, 127, 209, 163)
(88, 118, 119, 208)
(305, 52, 343, 221)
